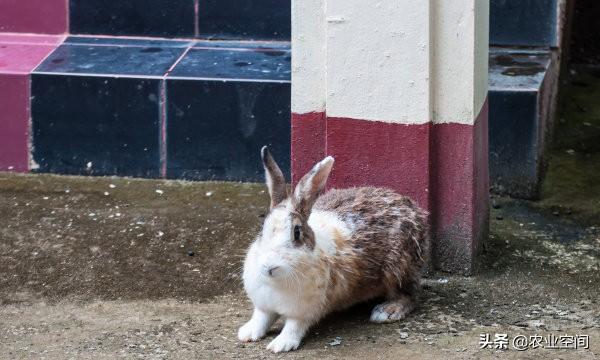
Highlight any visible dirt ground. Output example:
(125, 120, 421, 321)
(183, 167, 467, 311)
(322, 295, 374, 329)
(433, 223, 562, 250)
(1, 68, 599, 359)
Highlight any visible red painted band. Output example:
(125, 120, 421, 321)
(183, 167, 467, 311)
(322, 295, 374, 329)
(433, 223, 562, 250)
(291, 112, 326, 184)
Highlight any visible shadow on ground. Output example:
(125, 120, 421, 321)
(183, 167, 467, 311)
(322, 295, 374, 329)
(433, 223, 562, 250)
(0, 68, 599, 359)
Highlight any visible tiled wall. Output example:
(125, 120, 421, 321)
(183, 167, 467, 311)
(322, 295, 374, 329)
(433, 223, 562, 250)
(30, 37, 291, 181)
(0, 1, 292, 180)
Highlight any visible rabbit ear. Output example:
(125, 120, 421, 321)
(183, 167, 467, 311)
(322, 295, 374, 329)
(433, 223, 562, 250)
(293, 156, 335, 217)
(261, 146, 288, 209)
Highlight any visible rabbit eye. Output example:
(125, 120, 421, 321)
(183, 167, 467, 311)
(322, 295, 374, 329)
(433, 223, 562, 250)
(293, 225, 302, 243)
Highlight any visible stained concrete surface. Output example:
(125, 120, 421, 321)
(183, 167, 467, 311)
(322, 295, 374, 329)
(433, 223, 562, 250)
(1, 67, 600, 359)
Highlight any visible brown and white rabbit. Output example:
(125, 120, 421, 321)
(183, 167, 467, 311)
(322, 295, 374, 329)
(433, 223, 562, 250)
(238, 146, 429, 353)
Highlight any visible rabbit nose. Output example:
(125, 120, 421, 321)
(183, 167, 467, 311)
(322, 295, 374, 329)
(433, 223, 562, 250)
(266, 266, 280, 277)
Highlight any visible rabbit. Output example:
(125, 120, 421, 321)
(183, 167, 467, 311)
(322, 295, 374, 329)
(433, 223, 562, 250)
(238, 146, 429, 353)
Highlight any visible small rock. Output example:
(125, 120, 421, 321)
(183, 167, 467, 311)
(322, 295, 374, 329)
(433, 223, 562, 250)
(187, 250, 195, 257)
(328, 337, 342, 346)
(492, 201, 501, 209)
(155, 189, 164, 195)
(527, 319, 545, 328)
(566, 149, 576, 155)
(397, 331, 409, 339)
(109, 184, 116, 189)
(205, 191, 214, 197)
(552, 211, 560, 217)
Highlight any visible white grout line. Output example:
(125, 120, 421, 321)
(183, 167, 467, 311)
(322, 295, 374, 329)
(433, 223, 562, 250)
(166, 75, 291, 83)
(31, 71, 166, 80)
(164, 46, 194, 76)
(67, 34, 291, 46)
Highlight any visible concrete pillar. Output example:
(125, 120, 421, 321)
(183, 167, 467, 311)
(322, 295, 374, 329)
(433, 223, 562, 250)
(292, 0, 489, 274)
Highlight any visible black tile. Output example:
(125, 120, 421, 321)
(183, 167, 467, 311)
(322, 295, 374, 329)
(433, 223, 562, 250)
(489, 90, 540, 197)
(65, 36, 193, 48)
(166, 79, 290, 181)
(36, 43, 187, 76)
(198, 0, 291, 40)
(490, 0, 558, 47)
(31, 74, 161, 177)
(169, 47, 291, 81)
(70, 0, 195, 38)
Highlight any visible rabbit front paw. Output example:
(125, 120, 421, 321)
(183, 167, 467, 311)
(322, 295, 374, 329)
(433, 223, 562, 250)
(238, 309, 277, 342)
(267, 334, 301, 353)
(238, 321, 267, 342)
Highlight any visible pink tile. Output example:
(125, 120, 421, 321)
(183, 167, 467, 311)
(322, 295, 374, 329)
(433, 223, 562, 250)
(0, 0, 68, 34)
(0, 35, 62, 171)
(0, 74, 29, 172)
(0, 36, 61, 74)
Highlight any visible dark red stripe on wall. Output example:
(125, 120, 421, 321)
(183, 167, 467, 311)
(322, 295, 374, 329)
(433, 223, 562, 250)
(326, 117, 432, 210)
(431, 99, 489, 273)
(291, 112, 326, 185)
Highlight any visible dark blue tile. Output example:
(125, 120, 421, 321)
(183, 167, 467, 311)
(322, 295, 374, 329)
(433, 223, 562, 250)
(488, 48, 555, 198)
(65, 36, 193, 48)
(489, 90, 540, 197)
(197, 0, 291, 41)
(35, 44, 186, 76)
(166, 79, 290, 181)
(31, 74, 161, 177)
(490, 0, 559, 47)
(169, 47, 291, 81)
(70, 0, 195, 38)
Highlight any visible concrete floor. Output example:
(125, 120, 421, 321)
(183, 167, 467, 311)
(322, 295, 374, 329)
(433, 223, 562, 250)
(0, 67, 599, 359)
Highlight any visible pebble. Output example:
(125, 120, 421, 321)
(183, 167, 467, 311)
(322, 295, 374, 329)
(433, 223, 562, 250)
(397, 331, 409, 339)
(187, 250, 195, 257)
(328, 337, 342, 346)
(155, 189, 164, 195)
